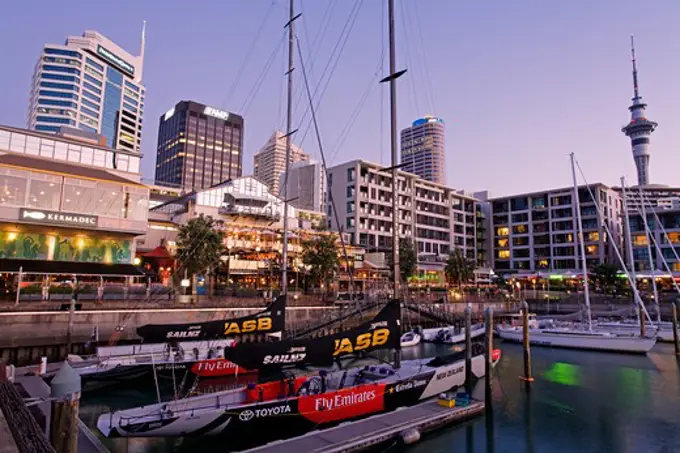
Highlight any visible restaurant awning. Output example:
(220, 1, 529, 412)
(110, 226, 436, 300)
(0, 259, 145, 276)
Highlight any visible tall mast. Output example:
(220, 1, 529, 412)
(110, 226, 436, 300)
(637, 185, 661, 323)
(388, 0, 399, 301)
(570, 153, 592, 330)
(281, 0, 296, 296)
(621, 177, 640, 325)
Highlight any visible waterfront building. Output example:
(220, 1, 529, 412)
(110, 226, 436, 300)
(0, 125, 149, 280)
(490, 185, 622, 274)
(327, 159, 483, 285)
(28, 29, 146, 154)
(621, 37, 657, 187)
(147, 176, 379, 292)
(400, 116, 445, 185)
(253, 130, 308, 196)
(279, 159, 325, 212)
(154, 101, 243, 191)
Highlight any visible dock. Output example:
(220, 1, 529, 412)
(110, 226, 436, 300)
(244, 399, 485, 453)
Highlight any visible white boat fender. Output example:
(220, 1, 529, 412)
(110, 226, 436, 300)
(400, 428, 421, 445)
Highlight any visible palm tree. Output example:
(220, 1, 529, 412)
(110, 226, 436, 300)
(445, 249, 475, 289)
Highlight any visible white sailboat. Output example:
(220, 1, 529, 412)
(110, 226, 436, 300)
(422, 324, 485, 344)
(498, 154, 657, 354)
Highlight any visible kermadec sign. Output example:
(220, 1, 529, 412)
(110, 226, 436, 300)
(96, 45, 135, 77)
(19, 209, 98, 227)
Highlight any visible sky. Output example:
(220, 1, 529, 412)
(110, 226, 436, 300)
(1, 0, 680, 197)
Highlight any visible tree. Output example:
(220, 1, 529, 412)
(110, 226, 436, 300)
(302, 234, 340, 292)
(386, 238, 418, 284)
(590, 263, 625, 295)
(445, 249, 475, 289)
(176, 215, 225, 297)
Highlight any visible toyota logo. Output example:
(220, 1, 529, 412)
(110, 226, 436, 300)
(239, 410, 255, 422)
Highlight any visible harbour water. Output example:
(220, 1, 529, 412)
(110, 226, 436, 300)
(80, 342, 680, 453)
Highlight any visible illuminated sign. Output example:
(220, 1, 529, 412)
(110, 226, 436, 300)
(19, 209, 98, 227)
(96, 45, 135, 77)
(203, 106, 230, 121)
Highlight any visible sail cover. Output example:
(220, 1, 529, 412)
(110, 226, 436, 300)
(136, 295, 286, 342)
(223, 300, 401, 370)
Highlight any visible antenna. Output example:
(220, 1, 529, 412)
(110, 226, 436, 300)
(138, 20, 147, 82)
(631, 34, 639, 99)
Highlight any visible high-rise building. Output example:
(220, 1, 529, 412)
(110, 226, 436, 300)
(279, 160, 325, 212)
(154, 101, 243, 191)
(400, 116, 445, 185)
(28, 28, 146, 154)
(621, 36, 657, 187)
(253, 130, 308, 195)
(490, 185, 622, 273)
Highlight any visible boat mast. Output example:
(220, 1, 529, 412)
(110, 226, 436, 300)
(637, 184, 661, 323)
(281, 0, 297, 297)
(388, 0, 399, 302)
(621, 177, 641, 325)
(570, 153, 592, 330)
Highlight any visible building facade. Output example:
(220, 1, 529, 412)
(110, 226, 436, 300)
(253, 130, 308, 196)
(28, 29, 145, 154)
(400, 116, 445, 185)
(0, 125, 149, 277)
(490, 184, 622, 273)
(279, 159, 325, 212)
(154, 101, 243, 191)
(327, 160, 482, 283)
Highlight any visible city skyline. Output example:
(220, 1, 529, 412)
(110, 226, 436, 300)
(1, 1, 680, 197)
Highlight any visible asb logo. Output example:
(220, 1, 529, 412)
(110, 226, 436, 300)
(333, 329, 390, 356)
(223, 317, 272, 335)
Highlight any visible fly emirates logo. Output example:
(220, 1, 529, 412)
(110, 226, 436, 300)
(314, 390, 377, 411)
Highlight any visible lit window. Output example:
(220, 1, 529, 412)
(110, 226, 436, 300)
(498, 250, 510, 259)
(633, 235, 647, 246)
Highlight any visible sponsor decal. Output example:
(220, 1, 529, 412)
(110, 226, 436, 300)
(262, 353, 306, 365)
(333, 328, 390, 356)
(436, 366, 464, 381)
(20, 208, 98, 227)
(299, 385, 385, 425)
(389, 379, 428, 394)
(238, 405, 291, 422)
(191, 359, 251, 377)
(96, 45, 135, 76)
(166, 325, 202, 339)
(223, 317, 272, 335)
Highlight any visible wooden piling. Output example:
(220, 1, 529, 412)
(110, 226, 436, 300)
(672, 303, 679, 357)
(521, 301, 533, 388)
(49, 362, 81, 453)
(485, 307, 493, 410)
(639, 305, 646, 338)
(464, 306, 472, 392)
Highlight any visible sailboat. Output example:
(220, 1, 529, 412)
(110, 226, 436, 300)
(421, 324, 485, 344)
(498, 154, 657, 354)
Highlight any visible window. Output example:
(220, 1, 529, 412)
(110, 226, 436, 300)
(35, 116, 74, 125)
(42, 73, 79, 83)
(79, 115, 99, 128)
(347, 168, 355, 182)
(40, 81, 78, 91)
(124, 81, 140, 92)
(0, 169, 28, 206)
(495, 238, 509, 247)
(43, 65, 80, 75)
(512, 224, 528, 234)
(84, 66, 102, 78)
(498, 250, 510, 259)
(79, 124, 98, 134)
(496, 227, 509, 236)
(86, 58, 104, 72)
(123, 95, 138, 106)
(44, 48, 81, 58)
(123, 102, 137, 113)
(43, 56, 80, 66)
(82, 99, 99, 110)
(80, 106, 99, 119)
(35, 125, 60, 133)
(124, 188, 149, 221)
(83, 81, 102, 95)
(84, 74, 102, 87)
(586, 231, 600, 242)
(39, 90, 78, 100)
(38, 99, 77, 108)
(27, 174, 61, 210)
(82, 90, 101, 103)
(632, 234, 648, 246)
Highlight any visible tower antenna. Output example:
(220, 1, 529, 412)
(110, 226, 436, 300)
(631, 35, 639, 99)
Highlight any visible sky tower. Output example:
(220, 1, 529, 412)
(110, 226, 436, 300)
(621, 35, 657, 187)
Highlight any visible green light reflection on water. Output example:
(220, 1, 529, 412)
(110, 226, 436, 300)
(542, 362, 583, 387)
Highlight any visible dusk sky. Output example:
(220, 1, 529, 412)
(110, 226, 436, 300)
(2, 0, 679, 196)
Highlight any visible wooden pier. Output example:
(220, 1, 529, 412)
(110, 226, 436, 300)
(243, 399, 485, 453)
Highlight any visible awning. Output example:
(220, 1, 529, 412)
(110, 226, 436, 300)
(0, 259, 145, 276)
(139, 246, 172, 259)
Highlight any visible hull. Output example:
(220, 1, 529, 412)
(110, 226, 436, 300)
(97, 350, 492, 440)
(400, 332, 421, 348)
(498, 327, 657, 354)
(596, 321, 678, 342)
(423, 325, 485, 344)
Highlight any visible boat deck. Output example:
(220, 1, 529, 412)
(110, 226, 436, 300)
(243, 399, 484, 453)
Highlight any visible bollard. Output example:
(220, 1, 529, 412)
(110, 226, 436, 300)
(464, 306, 472, 392)
(40, 357, 48, 375)
(639, 305, 646, 338)
(0, 359, 5, 381)
(485, 307, 494, 410)
(7, 365, 15, 382)
(673, 303, 679, 357)
(521, 301, 533, 388)
(50, 362, 81, 453)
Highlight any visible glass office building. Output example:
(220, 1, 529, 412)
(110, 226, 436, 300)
(400, 116, 445, 185)
(155, 101, 244, 191)
(28, 29, 145, 155)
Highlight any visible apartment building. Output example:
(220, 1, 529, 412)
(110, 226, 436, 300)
(327, 160, 484, 280)
(490, 184, 622, 273)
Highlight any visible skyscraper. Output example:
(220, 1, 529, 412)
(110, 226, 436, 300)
(400, 116, 445, 184)
(155, 101, 243, 191)
(28, 28, 146, 154)
(253, 130, 308, 195)
(621, 36, 657, 187)
(279, 160, 325, 212)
